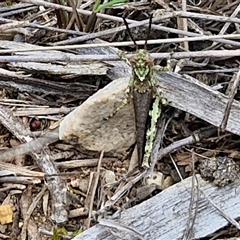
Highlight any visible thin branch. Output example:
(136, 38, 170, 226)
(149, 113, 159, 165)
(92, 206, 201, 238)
(0, 17, 86, 35)
(220, 69, 240, 132)
(1, 33, 240, 54)
(1, 49, 240, 62)
(86, 151, 104, 229)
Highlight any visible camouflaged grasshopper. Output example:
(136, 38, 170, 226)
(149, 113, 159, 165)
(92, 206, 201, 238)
(109, 16, 169, 168)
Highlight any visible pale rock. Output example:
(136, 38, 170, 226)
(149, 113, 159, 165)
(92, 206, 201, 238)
(104, 170, 116, 184)
(145, 171, 173, 190)
(59, 77, 136, 155)
(162, 176, 174, 189)
(145, 171, 164, 190)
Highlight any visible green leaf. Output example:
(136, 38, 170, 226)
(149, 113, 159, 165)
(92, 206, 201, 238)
(73, 228, 84, 237)
(96, 0, 129, 12)
(52, 227, 68, 240)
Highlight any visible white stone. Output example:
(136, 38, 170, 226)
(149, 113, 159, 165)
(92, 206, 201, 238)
(145, 172, 174, 190)
(104, 170, 116, 184)
(145, 171, 165, 190)
(59, 77, 136, 155)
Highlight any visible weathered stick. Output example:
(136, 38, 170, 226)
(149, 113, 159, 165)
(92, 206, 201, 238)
(72, 175, 240, 240)
(157, 71, 240, 135)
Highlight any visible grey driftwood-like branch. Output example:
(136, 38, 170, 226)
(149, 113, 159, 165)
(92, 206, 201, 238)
(0, 106, 67, 223)
(72, 175, 240, 240)
(157, 71, 240, 135)
(0, 129, 59, 162)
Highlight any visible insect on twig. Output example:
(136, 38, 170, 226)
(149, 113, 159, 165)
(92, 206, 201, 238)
(108, 15, 170, 168)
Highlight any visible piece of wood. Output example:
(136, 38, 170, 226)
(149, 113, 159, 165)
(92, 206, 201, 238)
(72, 175, 240, 240)
(0, 106, 68, 223)
(0, 68, 96, 98)
(157, 72, 240, 135)
(0, 40, 110, 75)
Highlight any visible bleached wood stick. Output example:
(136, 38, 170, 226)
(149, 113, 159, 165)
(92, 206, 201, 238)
(157, 71, 240, 135)
(72, 175, 240, 240)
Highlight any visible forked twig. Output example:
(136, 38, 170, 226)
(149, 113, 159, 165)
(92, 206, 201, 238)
(85, 151, 104, 229)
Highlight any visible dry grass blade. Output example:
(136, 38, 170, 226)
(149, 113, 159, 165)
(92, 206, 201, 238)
(85, 151, 104, 229)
